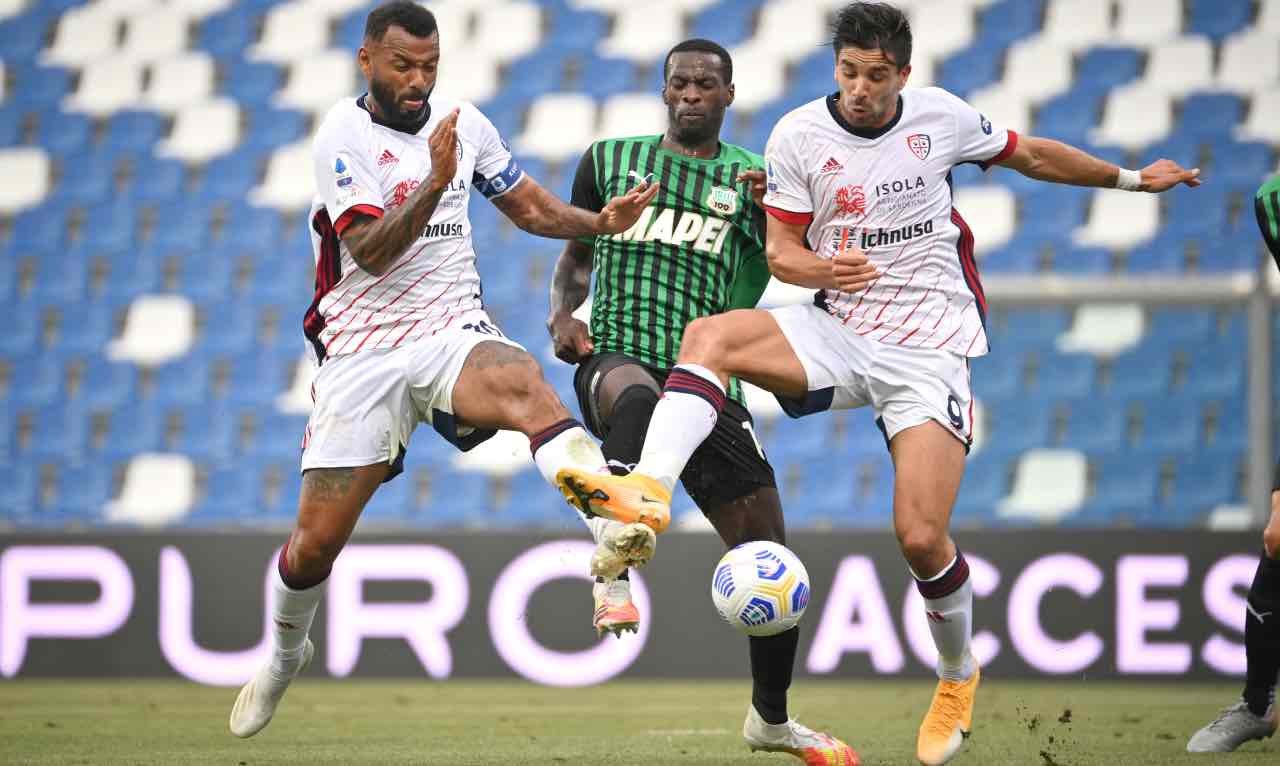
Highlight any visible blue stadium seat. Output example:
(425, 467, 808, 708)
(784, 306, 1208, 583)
(7, 352, 64, 407)
(1051, 246, 1111, 274)
(0, 301, 41, 356)
(190, 462, 259, 524)
(1184, 347, 1245, 399)
(11, 66, 74, 110)
(1136, 395, 1203, 452)
(147, 202, 214, 251)
(360, 470, 418, 524)
(49, 300, 118, 355)
(1146, 307, 1216, 348)
(689, 0, 760, 49)
(975, 0, 1044, 49)
(221, 60, 285, 105)
(28, 249, 90, 305)
(1177, 93, 1245, 141)
(126, 158, 187, 204)
(1199, 231, 1261, 272)
(952, 458, 1008, 524)
(1019, 185, 1091, 237)
(1166, 453, 1241, 516)
(0, 14, 56, 60)
(576, 56, 637, 99)
(1210, 142, 1275, 188)
(1125, 233, 1188, 274)
(25, 403, 90, 463)
(982, 397, 1054, 452)
(260, 461, 303, 519)
(1060, 398, 1129, 452)
(172, 247, 236, 301)
(150, 357, 215, 408)
(979, 245, 1039, 274)
(491, 469, 564, 528)
(1164, 186, 1229, 237)
(0, 105, 25, 147)
(1033, 353, 1096, 399)
(79, 357, 140, 410)
(544, 8, 610, 52)
(192, 299, 258, 355)
(1034, 90, 1101, 144)
(246, 255, 313, 306)
(49, 151, 115, 206)
(99, 245, 163, 301)
(54, 464, 113, 517)
(192, 151, 264, 204)
(35, 109, 93, 156)
(243, 411, 306, 460)
(1088, 456, 1159, 517)
(104, 110, 168, 156)
(218, 353, 291, 407)
(1188, 0, 1252, 41)
(1075, 47, 1143, 91)
(990, 307, 1071, 347)
(1135, 137, 1202, 171)
(242, 107, 311, 151)
(82, 202, 138, 253)
(416, 471, 492, 527)
(504, 48, 571, 99)
(1108, 347, 1173, 399)
(196, 8, 261, 57)
(938, 46, 1003, 99)
(0, 464, 38, 518)
(971, 350, 1022, 399)
(217, 203, 284, 253)
(9, 205, 70, 252)
(172, 403, 238, 465)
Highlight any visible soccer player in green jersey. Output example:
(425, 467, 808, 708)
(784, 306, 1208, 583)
(546, 39, 859, 765)
(1188, 175, 1280, 752)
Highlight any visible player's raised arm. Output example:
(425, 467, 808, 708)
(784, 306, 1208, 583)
(996, 134, 1201, 193)
(491, 174, 659, 239)
(340, 108, 460, 275)
(547, 239, 595, 363)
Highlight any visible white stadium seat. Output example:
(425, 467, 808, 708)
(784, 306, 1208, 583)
(472, 3, 541, 63)
(1217, 33, 1280, 94)
(599, 7, 682, 62)
(904, 54, 936, 88)
(0, 0, 22, 21)
(452, 429, 533, 476)
(1143, 37, 1215, 97)
(596, 93, 666, 141)
(251, 140, 316, 210)
(301, 0, 373, 16)
(966, 87, 1031, 134)
(999, 40, 1071, 104)
(120, 8, 189, 63)
(145, 52, 217, 112)
(276, 51, 360, 112)
(954, 186, 1016, 252)
(753, 1, 829, 63)
(165, 0, 235, 20)
(1114, 0, 1181, 45)
(65, 57, 145, 116)
(250, 2, 330, 63)
(93, 0, 157, 15)
(908, 1, 975, 61)
(426, 4, 474, 45)
(277, 356, 317, 415)
(516, 93, 597, 162)
(1040, 0, 1111, 52)
(1238, 89, 1280, 144)
(105, 454, 196, 527)
(0, 60, 5, 102)
(107, 295, 197, 366)
(1092, 85, 1172, 149)
(725, 44, 786, 111)
(1260, 0, 1280, 34)
(434, 48, 500, 105)
(1056, 303, 1144, 356)
(158, 99, 241, 162)
(999, 448, 1088, 523)
(42, 5, 122, 68)
(1074, 189, 1160, 251)
(0, 148, 50, 214)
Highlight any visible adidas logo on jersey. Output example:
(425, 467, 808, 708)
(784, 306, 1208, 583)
(820, 157, 844, 174)
(378, 149, 399, 167)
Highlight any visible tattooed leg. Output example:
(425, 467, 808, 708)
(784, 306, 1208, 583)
(283, 463, 389, 586)
(451, 340, 575, 435)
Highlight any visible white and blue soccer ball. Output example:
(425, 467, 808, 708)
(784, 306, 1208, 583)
(710, 541, 811, 637)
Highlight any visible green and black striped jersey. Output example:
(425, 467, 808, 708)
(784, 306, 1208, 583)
(1257, 174, 1280, 268)
(571, 135, 769, 373)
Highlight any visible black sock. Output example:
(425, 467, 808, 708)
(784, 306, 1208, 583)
(750, 627, 799, 725)
(1244, 552, 1280, 717)
(598, 385, 659, 582)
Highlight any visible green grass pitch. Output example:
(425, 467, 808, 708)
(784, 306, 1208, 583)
(0, 680, 1273, 765)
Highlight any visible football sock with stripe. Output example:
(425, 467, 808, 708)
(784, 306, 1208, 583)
(530, 419, 614, 544)
(914, 551, 977, 683)
(1243, 552, 1280, 717)
(271, 539, 324, 678)
(636, 364, 725, 493)
(750, 626, 799, 725)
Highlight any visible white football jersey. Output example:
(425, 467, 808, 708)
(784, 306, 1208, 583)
(762, 87, 1016, 357)
(304, 93, 524, 363)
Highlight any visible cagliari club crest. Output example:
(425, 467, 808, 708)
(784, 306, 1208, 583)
(707, 185, 739, 216)
(907, 133, 931, 161)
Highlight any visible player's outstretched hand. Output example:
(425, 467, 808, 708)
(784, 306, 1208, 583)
(547, 313, 594, 364)
(597, 179, 660, 234)
(832, 246, 879, 293)
(737, 169, 767, 208)
(427, 108, 460, 188)
(1140, 159, 1201, 192)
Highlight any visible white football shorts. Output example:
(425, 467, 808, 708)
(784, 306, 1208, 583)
(767, 302, 973, 448)
(300, 309, 525, 475)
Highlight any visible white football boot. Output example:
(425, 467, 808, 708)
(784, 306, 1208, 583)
(229, 638, 315, 738)
(1187, 699, 1277, 752)
(743, 704, 861, 765)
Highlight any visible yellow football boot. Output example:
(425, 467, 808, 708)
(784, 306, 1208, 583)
(555, 468, 671, 533)
(916, 662, 980, 766)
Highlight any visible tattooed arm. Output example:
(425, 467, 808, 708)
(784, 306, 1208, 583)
(491, 174, 659, 239)
(339, 109, 460, 277)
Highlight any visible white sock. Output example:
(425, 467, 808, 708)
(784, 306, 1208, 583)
(915, 553, 976, 682)
(531, 422, 607, 486)
(269, 566, 323, 679)
(635, 364, 724, 492)
(578, 509, 623, 544)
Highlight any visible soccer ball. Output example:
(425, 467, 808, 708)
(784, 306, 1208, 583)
(710, 541, 811, 637)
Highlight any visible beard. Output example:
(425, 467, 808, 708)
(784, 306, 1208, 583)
(369, 76, 431, 131)
(666, 103, 722, 147)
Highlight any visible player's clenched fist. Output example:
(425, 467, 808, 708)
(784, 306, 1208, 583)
(547, 313, 594, 364)
(831, 246, 879, 293)
(596, 179, 661, 234)
(427, 108, 460, 190)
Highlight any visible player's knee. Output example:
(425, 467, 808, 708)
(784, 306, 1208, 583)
(678, 317, 726, 367)
(288, 527, 344, 578)
(1264, 522, 1280, 560)
(895, 521, 948, 573)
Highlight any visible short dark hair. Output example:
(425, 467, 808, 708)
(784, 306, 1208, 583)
(364, 0, 438, 44)
(831, 2, 912, 69)
(663, 38, 733, 85)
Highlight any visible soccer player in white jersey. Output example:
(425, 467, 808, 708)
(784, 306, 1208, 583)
(229, 1, 661, 739)
(556, 3, 1201, 764)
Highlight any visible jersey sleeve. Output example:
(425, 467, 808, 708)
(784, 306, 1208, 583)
(313, 114, 384, 235)
(468, 103, 525, 200)
(939, 88, 1019, 170)
(569, 144, 604, 246)
(727, 251, 771, 310)
(761, 121, 814, 226)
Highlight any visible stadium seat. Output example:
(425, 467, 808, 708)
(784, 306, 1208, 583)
(42, 4, 120, 67)
(107, 295, 196, 366)
(724, 45, 786, 111)
(472, 3, 541, 64)
(1238, 90, 1280, 144)
(434, 48, 500, 105)
(1041, 0, 1111, 52)
(908, 0, 975, 61)
(1056, 303, 1143, 356)
(0, 301, 40, 356)
(516, 94, 597, 162)
(596, 93, 667, 141)
(1075, 189, 1160, 250)
(1114, 0, 1181, 45)
(1189, 0, 1253, 42)
(983, 398, 1055, 452)
(1088, 458, 1159, 519)
(220, 59, 285, 106)
(688, 0, 759, 49)
(1217, 32, 1279, 93)
(1019, 185, 1091, 238)
(54, 464, 113, 518)
(999, 448, 1088, 522)
(1143, 37, 1216, 97)
(936, 46, 1001, 99)
(251, 140, 313, 209)
(65, 57, 146, 117)
(1185, 347, 1245, 399)
(104, 453, 197, 526)
(79, 357, 141, 410)
(1165, 454, 1241, 519)
(998, 39, 1071, 104)
(0, 148, 50, 213)
(8, 352, 65, 408)
(249, 3, 329, 63)
(1208, 141, 1275, 187)
(25, 403, 90, 463)
(194, 6, 259, 58)
(120, 8, 188, 63)
(1135, 395, 1203, 452)
(1075, 47, 1143, 92)
(1061, 398, 1131, 453)
(1258, 0, 1280, 35)
(103, 110, 167, 157)
(1034, 89, 1102, 144)
(0, 464, 38, 518)
(599, 7, 682, 62)
(1092, 86, 1172, 149)
(1032, 352, 1096, 398)
(145, 52, 217, 112)
(1178, 93, 1245, 142)
(12, 64, 74, 111)
(975, 0, 1045, 50)
(0, 12, 55, 61)
(276, 51, 360, 113)
(52, 300, 120, 356)
(1107, 347, 1173, 399)
(954, 186, 1016, 250)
